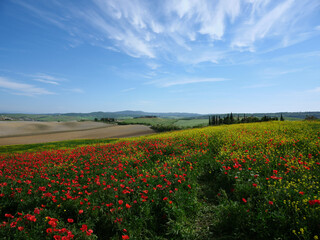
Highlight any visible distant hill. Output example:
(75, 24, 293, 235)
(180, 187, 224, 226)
(0, 111, 319, 122)
(0, 111, 202, 122)
(62, 110, 202, 119)
(203, 112, 320, 121)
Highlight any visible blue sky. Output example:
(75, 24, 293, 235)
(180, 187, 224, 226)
(0, 0, 319, 114)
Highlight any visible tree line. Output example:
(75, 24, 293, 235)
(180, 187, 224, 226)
(209, 113, 284, 126)
(94, 118, 115, 123)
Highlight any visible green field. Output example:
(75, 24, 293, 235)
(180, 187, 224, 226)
(119, 117, 209, 132)
(0, 121, 320, 239)
(0, 138, 119, 154)
(119, 117, 178, 126)
(174, 119, 208, 128)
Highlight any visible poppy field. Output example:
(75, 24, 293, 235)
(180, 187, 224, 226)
(0, 121, 319, 239)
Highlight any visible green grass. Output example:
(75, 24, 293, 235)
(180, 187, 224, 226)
(120, 117, 210, 128)
(0, 138, 119, 154)
(174, 119, 208, 128)
(1, 113, 94, 122)
(120, 117, 178, 126)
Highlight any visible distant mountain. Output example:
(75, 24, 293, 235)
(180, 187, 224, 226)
(1, 111, 319, 122)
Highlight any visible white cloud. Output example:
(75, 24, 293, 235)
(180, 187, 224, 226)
(14, 1, 68, 30)
(31, 73, 66, 85)
(146, 62, 160, 70)
(243, 83, 276, 89)
(34, 79, 59, 85)
(262, 68, 306, 78)
(15, 0, 320, 63)
(232, 0, 320, 51)
(79, 6, 155, 58)
(0, 77, 54, 96)
(148, 77, 226, 87)
(308, 87, 320, 93)
(165, 0, 240, 40)
(232, 0, 294, 50)
(121, 88, 135, 92)
(177, 47, 227, 64)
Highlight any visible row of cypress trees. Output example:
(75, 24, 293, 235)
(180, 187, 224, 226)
(209, 113, 284, 126)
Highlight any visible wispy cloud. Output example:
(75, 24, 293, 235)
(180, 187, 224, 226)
(33, 79, 59, 85)
(166, 0, 240, 40)
(65, 88, 84, 93)
(232, 0, 320, 51)
(121, 88, 135, 93)
(146, 62, 160, 70)
(0, 76, 54, 96)
(32, 73, 65, 85)
(148, 77, 226, 88)
(73, 0, 158, 58)
(232, 0, 294, 50)
(308, 87, 320, 93)
(14, 0, 68, 30)
(262, 68, 306, 78)
(14, 0, 320, 64)
(243, 83, 276, 89)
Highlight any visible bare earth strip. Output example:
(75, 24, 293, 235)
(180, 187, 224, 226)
(0, 124, 155, 146)
(0, 121, 113, 137)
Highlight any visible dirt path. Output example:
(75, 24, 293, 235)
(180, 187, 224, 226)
(0, 124, 155, 146)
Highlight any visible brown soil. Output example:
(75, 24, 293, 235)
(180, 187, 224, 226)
(0, 121, 155, 145)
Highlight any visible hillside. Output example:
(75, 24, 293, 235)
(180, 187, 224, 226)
(1, 111, 319, 122)
(0, 121, 319, 239)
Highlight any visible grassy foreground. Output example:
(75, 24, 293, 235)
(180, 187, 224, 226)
(0, 121, 319, 239)
(0, 139, 119, 154)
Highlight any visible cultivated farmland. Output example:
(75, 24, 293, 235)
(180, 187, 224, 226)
(0, 121, 319, 239)
(0, 121, 154, 146)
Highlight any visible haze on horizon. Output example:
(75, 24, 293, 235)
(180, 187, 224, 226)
(0, 0, 319, 114)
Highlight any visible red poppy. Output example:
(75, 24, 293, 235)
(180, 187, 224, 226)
(80, 224, 88, 232)
(48, 220, 57, 228)
(86, 229, 93, 236)
(67, 218, 74, 223)
(10, 222, 17, 228)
